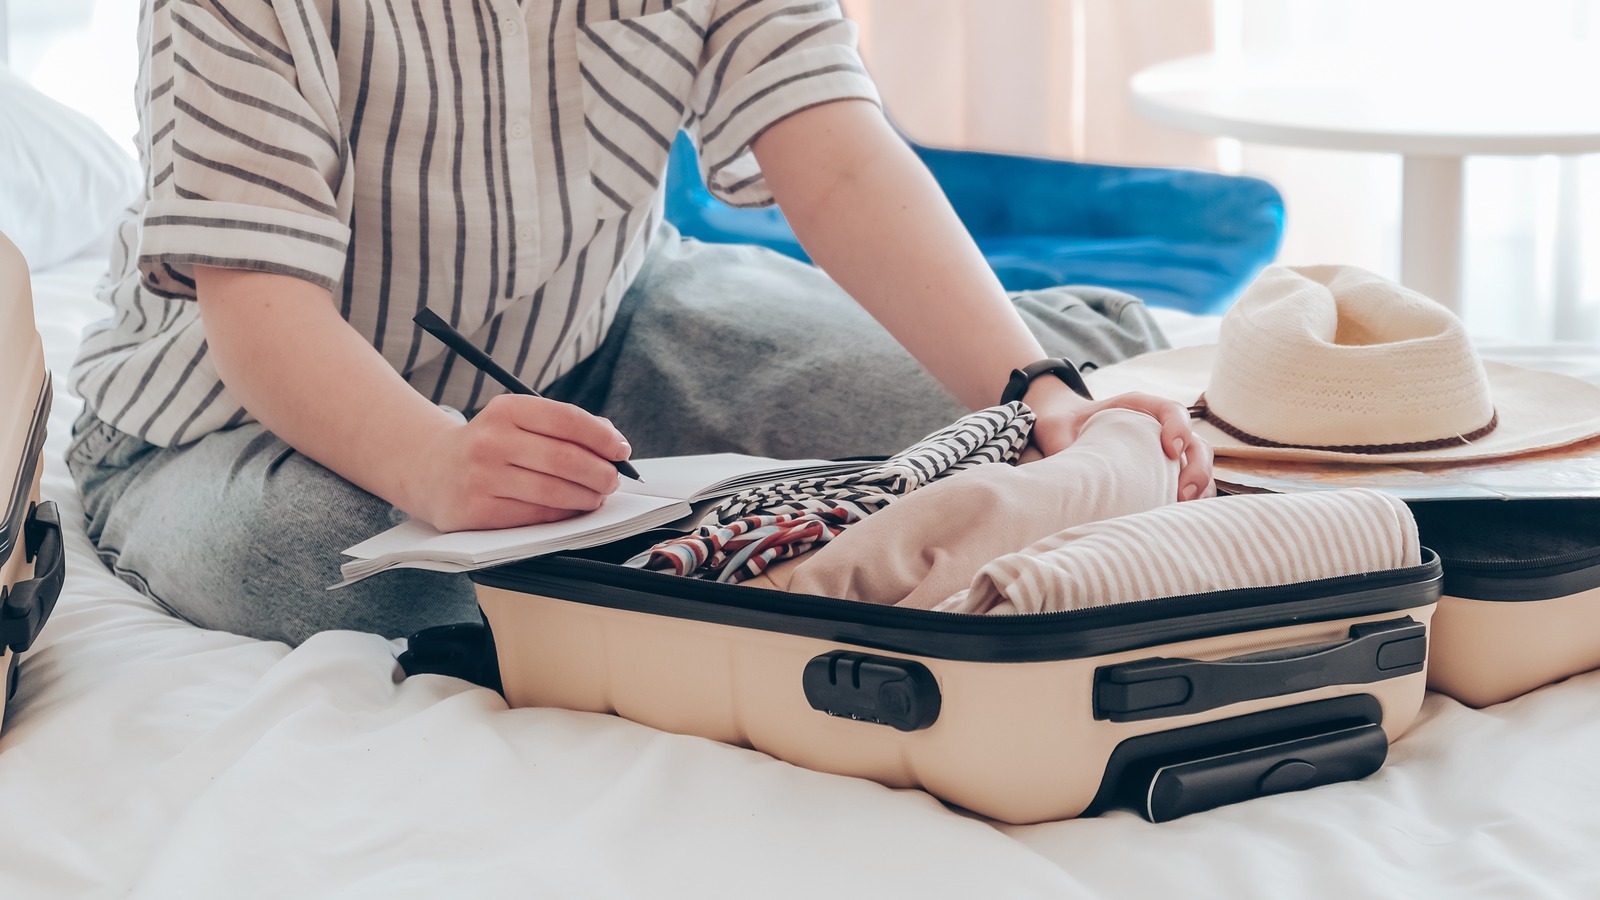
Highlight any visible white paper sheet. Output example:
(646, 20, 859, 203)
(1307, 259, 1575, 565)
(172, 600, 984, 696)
(336, 491, 688, 584)
(616, 452, 871, 502)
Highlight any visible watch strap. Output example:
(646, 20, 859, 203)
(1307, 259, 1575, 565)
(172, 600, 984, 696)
(1001, 358, 1095, 406)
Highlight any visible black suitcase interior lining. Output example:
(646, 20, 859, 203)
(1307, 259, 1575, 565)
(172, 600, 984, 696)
(1409, 499, 1600, 600)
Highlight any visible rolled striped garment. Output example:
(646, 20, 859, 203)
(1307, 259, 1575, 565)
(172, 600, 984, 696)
(71, 0, 879, 448)
(934, 488, 1423, 615)
(628, 403, 1036, 581)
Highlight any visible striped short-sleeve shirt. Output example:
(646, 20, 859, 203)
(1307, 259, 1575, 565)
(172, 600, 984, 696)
(71, 0, 880, 447)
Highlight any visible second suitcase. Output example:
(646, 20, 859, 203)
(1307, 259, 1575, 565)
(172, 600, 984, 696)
(1412, 499, 1600, 708)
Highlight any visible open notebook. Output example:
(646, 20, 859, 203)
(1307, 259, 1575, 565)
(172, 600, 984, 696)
(333, 454, 873, 586)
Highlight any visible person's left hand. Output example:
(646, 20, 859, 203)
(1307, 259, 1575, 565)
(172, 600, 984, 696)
(1022, 378, 1215, 501)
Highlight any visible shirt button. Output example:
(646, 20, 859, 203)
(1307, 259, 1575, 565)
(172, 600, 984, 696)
(503, 17, 520, 35)
(517, 225, 533, 241)
(510, 120, 530, 139)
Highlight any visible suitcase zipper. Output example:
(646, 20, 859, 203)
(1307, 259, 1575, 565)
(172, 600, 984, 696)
(502, 552, 1435, 625)
(1434, 545, 1600, 601)
(1438, 545, 1600, 573)
(474, 550, 1443, 663)
(0, 373, 50, 564)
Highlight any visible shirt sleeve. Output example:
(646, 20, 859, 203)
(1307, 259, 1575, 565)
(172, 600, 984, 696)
(136, 0, 349, 300)
(688, 0, 881, 209)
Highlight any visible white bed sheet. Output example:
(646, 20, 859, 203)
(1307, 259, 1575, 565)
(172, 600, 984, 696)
(4, 268, 1600, 899)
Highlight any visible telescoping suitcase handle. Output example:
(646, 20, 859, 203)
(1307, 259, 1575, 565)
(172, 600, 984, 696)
(2, 501, 64, 655)
(1093, 617, 1426, 723)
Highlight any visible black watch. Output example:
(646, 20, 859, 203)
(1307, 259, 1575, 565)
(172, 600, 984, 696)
(1001, 358, 1095, 406)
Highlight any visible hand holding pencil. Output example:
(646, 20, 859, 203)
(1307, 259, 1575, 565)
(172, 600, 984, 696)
(414, 309, 642, 483)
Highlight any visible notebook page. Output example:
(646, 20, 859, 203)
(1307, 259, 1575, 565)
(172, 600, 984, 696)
(617, 454, 795, 501)
(617, 453, 871, 502)
(342, 491, 685, 565)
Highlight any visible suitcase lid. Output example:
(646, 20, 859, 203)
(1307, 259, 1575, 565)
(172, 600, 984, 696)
(0, 232, 50, 565)
(472, 538, 1442, 664)
(1409, 499, 1600, 602)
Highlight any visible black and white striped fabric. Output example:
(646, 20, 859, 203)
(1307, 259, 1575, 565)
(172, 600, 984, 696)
(709, 402, 1037, 520)
(628, 403, 1036, 580)
(70, 0, 879, 447)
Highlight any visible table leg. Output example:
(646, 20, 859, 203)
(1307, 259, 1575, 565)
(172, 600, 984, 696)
(1554, 156, 1586, 338)
(1400, 155, 1465, 314)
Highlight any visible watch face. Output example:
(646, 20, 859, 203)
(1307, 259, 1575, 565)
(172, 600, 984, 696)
(1051, 362, 1094, 401)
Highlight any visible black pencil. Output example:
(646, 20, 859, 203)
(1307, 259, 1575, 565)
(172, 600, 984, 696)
(413, 309, 642, 482)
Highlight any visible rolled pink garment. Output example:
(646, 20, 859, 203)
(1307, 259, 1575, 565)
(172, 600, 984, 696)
(747, 409, 1177, 608)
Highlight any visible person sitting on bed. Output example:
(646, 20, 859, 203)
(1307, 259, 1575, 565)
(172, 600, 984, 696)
(64, 0, 1213, 645)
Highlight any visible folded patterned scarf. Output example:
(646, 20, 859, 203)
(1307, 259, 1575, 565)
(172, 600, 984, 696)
(625, 403, 1035, 582)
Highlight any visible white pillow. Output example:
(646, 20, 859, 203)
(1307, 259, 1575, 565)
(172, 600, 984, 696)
(0, 65, 141, 270)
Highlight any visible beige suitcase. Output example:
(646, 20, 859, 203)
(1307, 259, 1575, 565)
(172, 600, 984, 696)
(1411, 500, 1600, 708)
(407, 530, 1442, 824)
(1, 232, 65, 734)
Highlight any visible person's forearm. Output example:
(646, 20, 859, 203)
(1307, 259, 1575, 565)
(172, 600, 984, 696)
(751, 100, 1067, 412)
(194, 266, 457, 516)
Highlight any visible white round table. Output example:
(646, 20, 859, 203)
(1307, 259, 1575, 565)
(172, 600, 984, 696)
(1130, 47, 1600, 312)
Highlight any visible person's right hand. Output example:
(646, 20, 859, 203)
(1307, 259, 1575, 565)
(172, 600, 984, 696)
(412, 394, 633, 532)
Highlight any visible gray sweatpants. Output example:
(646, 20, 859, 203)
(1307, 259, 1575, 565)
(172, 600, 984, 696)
(67, 227, 1167, 645)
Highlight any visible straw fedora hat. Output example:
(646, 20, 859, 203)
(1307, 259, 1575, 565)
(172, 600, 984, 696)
(1084, 265, 1600, 464)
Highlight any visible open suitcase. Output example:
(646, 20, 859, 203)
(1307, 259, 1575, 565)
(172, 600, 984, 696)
(1, 232, 66, 734)
(409, 527, 1442, 824)
(1411, 500, 1600, 708)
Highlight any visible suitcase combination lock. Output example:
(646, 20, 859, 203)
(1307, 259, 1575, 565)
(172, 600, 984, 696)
(801, 651, 942, 732)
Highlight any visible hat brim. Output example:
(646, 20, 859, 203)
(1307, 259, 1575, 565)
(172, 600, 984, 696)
(1084, 345, 1600, 464)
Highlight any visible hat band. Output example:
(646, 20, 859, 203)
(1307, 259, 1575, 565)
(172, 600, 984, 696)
(1190, 396, 1500, 454)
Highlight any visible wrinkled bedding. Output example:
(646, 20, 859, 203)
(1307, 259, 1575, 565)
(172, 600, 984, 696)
(4, 256, 1600, 899)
